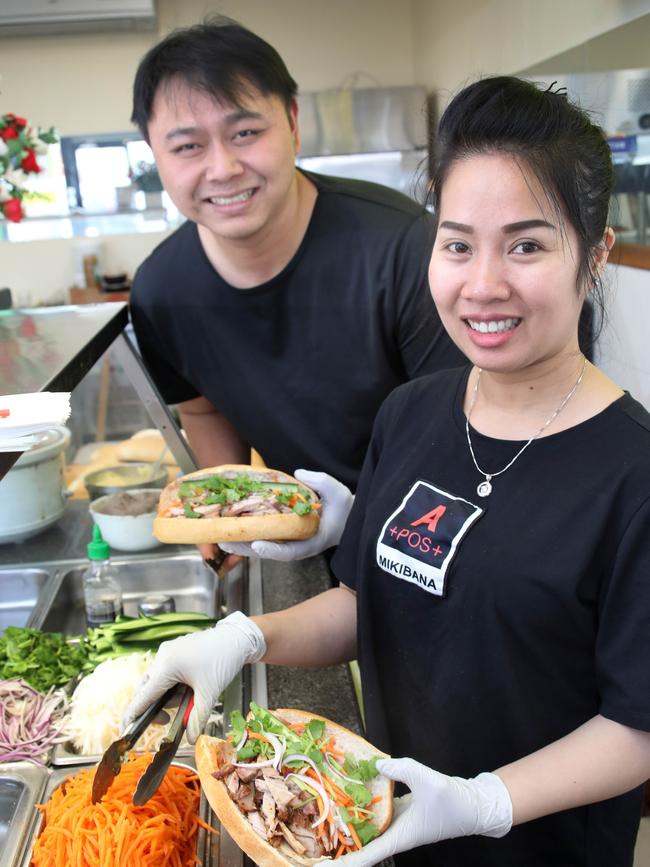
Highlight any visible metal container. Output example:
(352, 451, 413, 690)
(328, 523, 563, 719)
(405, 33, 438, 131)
(0, 762, 48, 867)
(0, 568, 50, 633)
(0, 426, 70, 545)
(138, 593, 176, 616)
(84, 462, 168, 500)
(34, 555, 219, 636)
(19, 760, 204, 867)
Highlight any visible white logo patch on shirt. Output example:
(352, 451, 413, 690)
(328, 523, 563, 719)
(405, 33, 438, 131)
(375, 480, 483, 596)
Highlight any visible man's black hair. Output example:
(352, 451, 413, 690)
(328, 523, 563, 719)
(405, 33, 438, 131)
(132, 16, 298, 139)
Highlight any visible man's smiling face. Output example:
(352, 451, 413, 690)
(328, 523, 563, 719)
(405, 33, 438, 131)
(147, 77, 300, 244)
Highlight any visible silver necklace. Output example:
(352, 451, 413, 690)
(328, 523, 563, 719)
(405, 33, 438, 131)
(465, 357, 587, 498)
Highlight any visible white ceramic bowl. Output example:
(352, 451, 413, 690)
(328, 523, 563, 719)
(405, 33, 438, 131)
(89, 489, 163, 552)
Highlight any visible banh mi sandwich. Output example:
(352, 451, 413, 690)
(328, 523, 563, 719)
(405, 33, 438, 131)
(195, 703, 393, 866)
(153, 465, 320, 544)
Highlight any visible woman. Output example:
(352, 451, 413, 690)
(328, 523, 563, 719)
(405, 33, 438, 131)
(124, 77, 650, 865)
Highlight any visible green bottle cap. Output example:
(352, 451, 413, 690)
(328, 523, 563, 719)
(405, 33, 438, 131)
(87, 524, 110, 560)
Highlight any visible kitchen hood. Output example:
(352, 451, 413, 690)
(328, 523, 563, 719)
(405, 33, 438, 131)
(532, 69, 650, 137)
(296, 85, 429, 200)
(297, 86, 428, 157)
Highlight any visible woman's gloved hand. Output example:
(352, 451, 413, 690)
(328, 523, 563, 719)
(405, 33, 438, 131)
(121, 611, 266, 744)
(337, 757, 512, 866)
(219, 469, 354, 562)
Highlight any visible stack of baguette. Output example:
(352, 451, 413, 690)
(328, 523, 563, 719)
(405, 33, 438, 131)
(65, 429, 266, 499)
(65, 430, 178, 499)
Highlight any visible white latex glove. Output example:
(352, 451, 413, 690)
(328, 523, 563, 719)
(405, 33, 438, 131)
(337, 757, 512, 866)
(121, 611, 266, 744)
(219, 469, 354, 562)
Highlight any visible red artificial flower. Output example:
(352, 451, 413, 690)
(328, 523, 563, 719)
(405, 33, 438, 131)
(19, 316, 37, 338)
(20, 148, 41, 174)
(0, 126, 18, 141)
(3, 197, 24, 222)
(5, 113, 27, 129)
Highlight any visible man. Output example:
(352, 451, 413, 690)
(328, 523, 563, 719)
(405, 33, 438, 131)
(129, 18, 464, 559)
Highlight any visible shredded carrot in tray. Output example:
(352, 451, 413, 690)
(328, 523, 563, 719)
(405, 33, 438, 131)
(30, 754, 218, 866)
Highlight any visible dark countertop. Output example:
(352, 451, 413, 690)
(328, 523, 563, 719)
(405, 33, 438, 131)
(0, 498, 189, 565)
(261, 556, 364, 737)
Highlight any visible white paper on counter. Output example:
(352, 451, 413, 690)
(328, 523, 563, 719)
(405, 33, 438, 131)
(0, 392, 71, 450)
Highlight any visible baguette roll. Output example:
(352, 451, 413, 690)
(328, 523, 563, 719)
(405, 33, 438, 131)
(154, 464, 320, 544)
(195, 708, 393, 867)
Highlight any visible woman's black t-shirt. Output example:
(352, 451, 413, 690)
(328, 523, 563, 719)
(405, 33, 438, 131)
(332, 367, 650, 866)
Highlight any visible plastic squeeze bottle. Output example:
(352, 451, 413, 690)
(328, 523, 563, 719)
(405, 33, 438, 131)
(83, 524, 123, 627)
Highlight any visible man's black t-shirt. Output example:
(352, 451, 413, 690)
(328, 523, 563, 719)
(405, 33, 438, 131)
(332, 367, 650, 866)
(129, 171, 464, 490)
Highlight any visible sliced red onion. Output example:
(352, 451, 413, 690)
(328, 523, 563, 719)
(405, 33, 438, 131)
(286, 773, 330, 829)
(234, 729, 248, 752)
(324, 751, 361, 785)
(282, 752, 324, 784)
(0, 679, 68, 767)
(265, 731, 286, 771)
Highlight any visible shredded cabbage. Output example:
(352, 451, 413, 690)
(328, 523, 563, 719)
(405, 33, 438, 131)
(63, 652, 186, 755)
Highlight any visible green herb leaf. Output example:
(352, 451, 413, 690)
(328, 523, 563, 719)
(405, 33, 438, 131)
(344, 754, 379, 782)
(184, 502, 203, 519)
(352, 819, 380, 846)
(344, 780, 373, 808)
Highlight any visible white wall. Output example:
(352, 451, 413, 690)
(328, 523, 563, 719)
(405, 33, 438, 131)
(1, 231, 170, 308)
(597, 264, 650, 412)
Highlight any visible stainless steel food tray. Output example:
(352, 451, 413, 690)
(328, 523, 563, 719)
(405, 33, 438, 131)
(32, 554, 225, 635)
(19, 759, 202, 867)
(51, 710, 223, 766)
(0, 762, 48, 867)
(51, 737, 194, 766)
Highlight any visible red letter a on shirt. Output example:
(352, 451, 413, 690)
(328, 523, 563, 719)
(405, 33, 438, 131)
(410, 505, 446, 533)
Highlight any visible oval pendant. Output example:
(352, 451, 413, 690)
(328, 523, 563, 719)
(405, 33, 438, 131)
(477, 479, 492, 497)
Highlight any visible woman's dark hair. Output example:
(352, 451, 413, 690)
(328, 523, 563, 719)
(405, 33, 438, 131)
(131, 16, 298, 140)
(429, 76, 613, 330)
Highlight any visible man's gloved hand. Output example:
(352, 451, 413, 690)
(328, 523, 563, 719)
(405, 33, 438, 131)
(121, 611, 266, 744)
(219, 470, 354, 562)
(337, 757, 512, 866)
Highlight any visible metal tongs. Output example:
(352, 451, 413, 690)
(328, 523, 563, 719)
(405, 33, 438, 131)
(91, 684, 194, 805)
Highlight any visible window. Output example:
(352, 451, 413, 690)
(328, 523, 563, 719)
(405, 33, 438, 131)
(61, 133, 157, 212)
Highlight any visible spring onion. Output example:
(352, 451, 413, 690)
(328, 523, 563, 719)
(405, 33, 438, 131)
(84, 612, 218, 667)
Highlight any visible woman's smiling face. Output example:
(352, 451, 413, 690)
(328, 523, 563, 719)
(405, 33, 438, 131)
(429, 152, 588, 375)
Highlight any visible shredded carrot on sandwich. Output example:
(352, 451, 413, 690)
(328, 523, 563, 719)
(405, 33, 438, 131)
(30, 753, 218, 866)
(245, 730, 272, 744)
(348, 822, 363, 851)
(325, 736, 344, 759)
